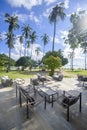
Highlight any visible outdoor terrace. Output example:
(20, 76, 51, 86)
(0, 78, 87, 130)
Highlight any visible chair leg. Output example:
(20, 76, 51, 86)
(44, 96, 46, 109)
(67, 105, 69, 121)
(16, 85, 17, 97)
(52, 95, 53, 108)
(26, 99, 29, 118)
(19, 91, 22, 107)
(79, 93, 82, 112)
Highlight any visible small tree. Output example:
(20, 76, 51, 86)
(44, 55, 61, 76)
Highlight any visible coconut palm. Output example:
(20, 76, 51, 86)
(5, 32, 15, 72)
(19, 35, 23, 57)
(80, 40, 87, 70)
(64, 29, 78, 70)
(49, 2, 66, 52)
(5, 13, 19, 33)
(22, 24, 31, 56)
(35, 47, 41, 62)
(41, 33, 49, 56)
(68, 51, 75, 70)
(27, 40, 31, 56)
(30, 31, 37, 57)
(5, 13, 19, 71)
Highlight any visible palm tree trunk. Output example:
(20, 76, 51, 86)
(71, 56, 73, 71)
(52, 21, 56, 52)
(31, 43, 33, 58)
(85, 52, 86, 70)
(24, 43, 27, 56)
(20, 44, 22, 57)
(71, 50, 74, 71)
(43, 45, 45, 57)
(7, 48, 11, 72)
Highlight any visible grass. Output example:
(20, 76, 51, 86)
(0, 69, 87, 80)
(0, 70, 35, 80)
(65, 69, 87, 76)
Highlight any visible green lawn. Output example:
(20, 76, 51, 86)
(63, 69, 87, 78)
(0, 70, 35, 80)
(0, 69, 87, 80)
(65, 69, 87, 75)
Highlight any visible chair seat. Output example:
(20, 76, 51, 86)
(1, 76, 13, 87)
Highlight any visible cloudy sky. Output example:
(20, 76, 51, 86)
(0, 0, 87, 68)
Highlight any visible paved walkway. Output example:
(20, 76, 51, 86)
(0, 78, 87, 130)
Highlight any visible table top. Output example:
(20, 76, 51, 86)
(39, 86, 57, 96)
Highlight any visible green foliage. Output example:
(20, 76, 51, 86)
(44, 55, 61, 76)
(0, 53, 15, 66)
(15, 56, 37, 70)
(43, 50, 68, 66)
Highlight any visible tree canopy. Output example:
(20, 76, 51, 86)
(15, 56, 37, 70)
(44, 55, 61, 76)
(0, 53, 15, 66)
(42, 50, 68, 66)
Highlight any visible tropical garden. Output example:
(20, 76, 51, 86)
(0, 2, 87, 78)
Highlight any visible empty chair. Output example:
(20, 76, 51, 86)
(1, 76, 13, 87)
(55, 91, 82, 121)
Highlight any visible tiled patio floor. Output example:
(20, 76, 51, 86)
(0, 78, 87, 130)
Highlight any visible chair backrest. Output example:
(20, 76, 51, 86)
(62, 95, 79, 108)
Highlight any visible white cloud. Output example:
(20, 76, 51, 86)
(14, 12, 41, 25)
(29, 12, 40, 24)
(0, 31, 7, 40)
(15, 13, 29, 23)
(43, 6, 53, 17)
(50, 36, 59, 44)
(44, 0, 57, 5)
(60, 30, 68, 39)
(64, 0, 69, 9)
(7, 0, 42, 10)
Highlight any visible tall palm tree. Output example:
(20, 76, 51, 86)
(19, 35, 23, 57)
(27, 40, 31, 57)
(5, 13, 19, 33)
(22, 24, 31, 56)
(68, 51, 75, 70)
(35, 47, 41, 62)
(81, 41, 87, 70)
(5, 13, 19, 71)
(41, 33, 49, 56)
(5, 32, 15, 72)
(30, 31, 37, 57)
(49, 2, 66, 52)
(64, 29, 78, 71)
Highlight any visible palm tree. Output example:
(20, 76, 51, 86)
(49, 2, 66, 52)
(27, 40, 31, 56)
(5, 13, 19, 71)
(64, 29, 78, 70)
(5, 13, 19, 33)
(35, 47, 41, 62)
(19, 35, 23, 57)
(22, 24, 31, 56)
(41, 33, 49, 56)
(68, 51, 75, 70)
(81, 41, 87, 70)
(30, 31, 37, 57)
(5, 32, 15, 72)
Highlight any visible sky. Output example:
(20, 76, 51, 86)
(0, 0, 87, 69)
